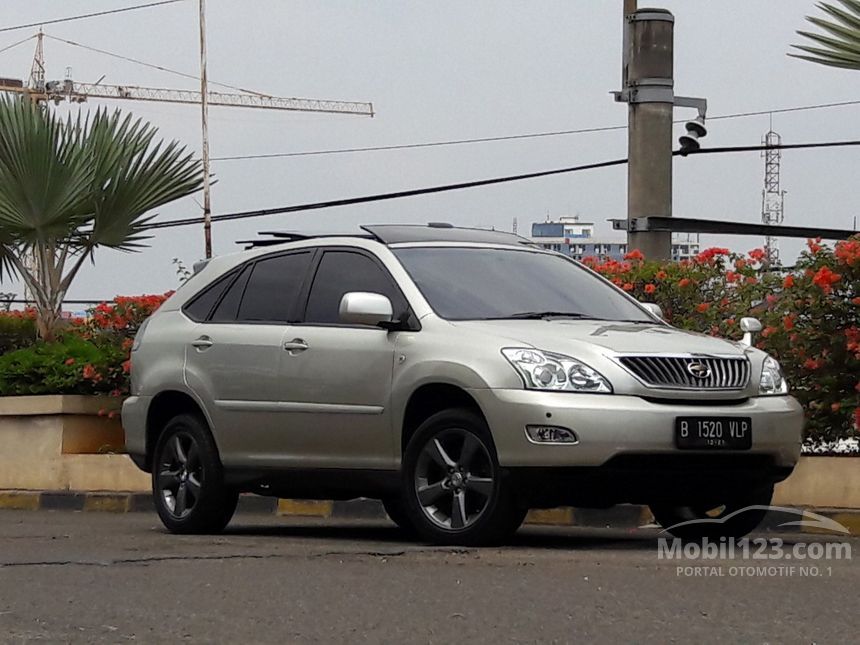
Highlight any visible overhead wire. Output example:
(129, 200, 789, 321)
(43, 33, 270, 97)
(211, 99, 860, 161)
(142, 139, 860, 232)
(0, 1, 186, 34)
(0, 34, 35, 56)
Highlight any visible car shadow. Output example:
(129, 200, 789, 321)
(221, 519, 664, 551)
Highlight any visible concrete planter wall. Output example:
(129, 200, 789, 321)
(774, 456, 860, 509)
(0, 395, 148, 492)
(0, 395, 857, 508)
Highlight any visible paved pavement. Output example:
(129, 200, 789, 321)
(0, 510, 857, 644)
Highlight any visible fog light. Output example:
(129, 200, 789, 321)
(525, 425, 578, 444)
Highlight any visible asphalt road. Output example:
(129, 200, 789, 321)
(0, 510, 857, 644)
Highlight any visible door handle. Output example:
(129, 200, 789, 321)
(191, 336, 213, 349)
(283, 338, 309, 354)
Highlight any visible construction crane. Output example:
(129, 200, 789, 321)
(0, 30, 374, 269)
(2, 70, 375, 116)
(1, 32, 374, 116)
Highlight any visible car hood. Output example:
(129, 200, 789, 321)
(449, 319, 747, 356)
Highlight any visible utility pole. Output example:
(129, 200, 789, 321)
(199, 0, 213, 259)
(624, 7, 675, 259)
(623, 1, 638, 19)
(615, 4, 709, 259)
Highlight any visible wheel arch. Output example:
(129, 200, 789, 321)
(400, 383, 489, 457)
(145, 390, 213, 471)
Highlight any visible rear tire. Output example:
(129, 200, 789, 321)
(152, 413, 238, 534)
(650, 484, 774, 541)
(401, 408, 526, 546)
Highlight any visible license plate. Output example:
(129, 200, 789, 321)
(675, 416, 752, 450)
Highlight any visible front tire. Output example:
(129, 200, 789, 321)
(650, 485, 775, 541)
(401, 408, 526, 546)
(152, 413, 238, 534)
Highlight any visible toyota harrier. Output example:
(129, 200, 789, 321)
(122, 224, 803, 545)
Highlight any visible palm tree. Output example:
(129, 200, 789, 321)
(0, 96, 203, 340)
(790, 1, 860, 70)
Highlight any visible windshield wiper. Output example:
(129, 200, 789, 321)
(505, 311, 595, 320)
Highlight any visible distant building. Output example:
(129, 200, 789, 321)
(530, 216, 699, 262)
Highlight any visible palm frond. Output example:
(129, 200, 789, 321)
(788, 51, 860, 69)
(792, 1, 860, 70)
(790, 41, 860, 65)
(0, 242, 20, 281)
(820, 0, 860, 31)
(0, 96, 94, 243)
(83, 108, 203, 251)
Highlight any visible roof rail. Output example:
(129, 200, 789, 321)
(236, 223, 534, 249)
(237, 229, 375, 249)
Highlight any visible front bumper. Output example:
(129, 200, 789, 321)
(469, 389, 803, 470)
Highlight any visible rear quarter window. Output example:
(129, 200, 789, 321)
(182, 270, 237, 321)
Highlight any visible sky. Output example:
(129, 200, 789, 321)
(1, 0, 858, 301)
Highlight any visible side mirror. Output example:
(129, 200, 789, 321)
(640, 302, 664, 320)
(339, 292, 393, 327)
(740, 317, 762, 347)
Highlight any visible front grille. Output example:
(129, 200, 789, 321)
(618, 355, 750, 390)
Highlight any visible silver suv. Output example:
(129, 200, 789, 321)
(123, 224, 803, 545)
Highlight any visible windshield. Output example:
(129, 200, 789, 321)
(393, 247, 653, 322)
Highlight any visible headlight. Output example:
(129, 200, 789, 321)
(502, 348, 612, 393)
(759, 356, 788, 395)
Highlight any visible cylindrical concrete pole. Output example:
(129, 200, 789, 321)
(626, 9, 674, 260)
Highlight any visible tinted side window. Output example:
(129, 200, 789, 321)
(305, 251, 404, 324)
(183, 271, 235, 321)
(210, 264, 251, 322)
(237, 252, 312, 322)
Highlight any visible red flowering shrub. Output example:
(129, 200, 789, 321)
(585, 239, 860, 447)
(0, 307, 37, 352)
(754, 239, 859, 446)
(74, 293, 172, 398)
(0, 294, 170, 399)
(86, 293, 172, 335)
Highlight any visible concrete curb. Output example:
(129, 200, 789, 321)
(2, 491, 858, 536)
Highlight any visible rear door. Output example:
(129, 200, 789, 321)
(275, 249, 409, 469)
(183, 250, 315, 467)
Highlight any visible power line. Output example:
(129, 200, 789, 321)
(44, 33, 269, 98)
(145, 157, 629, 230)
(144, 138, 860, 231)
(212, 98, 860, 162)
(686, 139, 860, 156)
(708, 99, 860, 121)
(212, 124, 630, 161)
(0, 34, 35, 56)
(0, 0, 185, 34)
